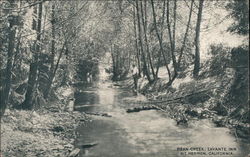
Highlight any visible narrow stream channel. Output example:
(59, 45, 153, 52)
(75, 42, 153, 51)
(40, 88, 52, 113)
(73, 68, 249, 157)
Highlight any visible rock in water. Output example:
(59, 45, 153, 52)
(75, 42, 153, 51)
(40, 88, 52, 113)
(69, 148, 80, 157)
(81, 142, 98, 149)
(51, 126, 64, 132)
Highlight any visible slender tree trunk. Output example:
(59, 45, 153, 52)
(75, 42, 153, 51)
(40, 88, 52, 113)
(128, 48, 131, 71)
(36, 1, 48, 90)
(115, 46, 119, 79)
(177, 0, 194, 68)
(172, 0, 177, 54)
(44, 41, 65, 98)
(193, 0, 204, 78)
(144, 0, 154, 78)
(156, 0, 166, 78)
(12, 30, 22, 71)
(44, 4, 56, 99)
(22, 2, 43, 109)
(144, 1, 151, 78)
(155, 50, 161, 77)
(133, 6, 141, 76)
(140, 0, 156, 80)
(0, 0, 16, 116)
(151, 0, 171, 81)
(135, 0, 152, 82)
(53, 42, 66, 78)
(111, 44, 117, 80)
(166, 0, 178, 84)
(111, 44, 119, 81)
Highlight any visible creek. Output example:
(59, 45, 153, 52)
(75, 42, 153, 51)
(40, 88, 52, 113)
(73, 67, 249, 157)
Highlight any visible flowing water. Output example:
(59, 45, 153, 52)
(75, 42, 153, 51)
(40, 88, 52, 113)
(74, 68, 249, 157)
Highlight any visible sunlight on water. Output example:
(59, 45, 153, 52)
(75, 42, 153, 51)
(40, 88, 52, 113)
(98, 62, 109, 82)
(97, 88, 115, 111)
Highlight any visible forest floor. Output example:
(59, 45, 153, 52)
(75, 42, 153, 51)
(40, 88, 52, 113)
(1, 86, 90, 157)
(1, 108, 89, 157)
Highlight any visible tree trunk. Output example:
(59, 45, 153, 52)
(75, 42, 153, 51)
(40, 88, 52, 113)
(44, 4, 56, 99)
(111, 44, 119, 81)
(53, 42, 66, 78)
(177, 0, 194, 68)
(128, 48, 131, 71)
(140, 0, 156, 80)
(135, 0, 152, 82)
(156, 0, 166, 78)
(45, 41, 66, 97)
(0, 0, 16, 116)
(22, 2, 43, 109)
(193, 0, 204, 78)
(12, 31, 22, 71)
(133, 6, 141, 76)
(166, 0, 178, 84)
(151, 0, 171, 81)
(111, 44, 116, 80)
(115, 46, 119, 79)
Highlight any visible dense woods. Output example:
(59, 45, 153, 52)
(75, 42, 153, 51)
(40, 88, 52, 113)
(1, 0, 248, 113)
(0, 0, 249, 156)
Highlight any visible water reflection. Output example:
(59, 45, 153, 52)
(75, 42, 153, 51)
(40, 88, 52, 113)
(74, 90, 100, 112)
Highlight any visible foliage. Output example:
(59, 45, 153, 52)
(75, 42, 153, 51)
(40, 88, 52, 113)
(0, 0, 248, 123)
(75, 59, 99, 82)
(207, 44, 232, 77)
(225, 46, 249, 107)
(226, 0, 249, 35)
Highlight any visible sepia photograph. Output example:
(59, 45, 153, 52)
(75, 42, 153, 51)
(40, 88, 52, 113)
(0, 0, 249, 156)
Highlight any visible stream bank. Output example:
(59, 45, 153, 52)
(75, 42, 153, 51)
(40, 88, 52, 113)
(1, 85, 90, 157)
(116, 75, 250, 142)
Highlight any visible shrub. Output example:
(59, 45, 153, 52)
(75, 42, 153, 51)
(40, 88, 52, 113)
(208, 44, 232, 77)
(224, 45, 249, 108)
